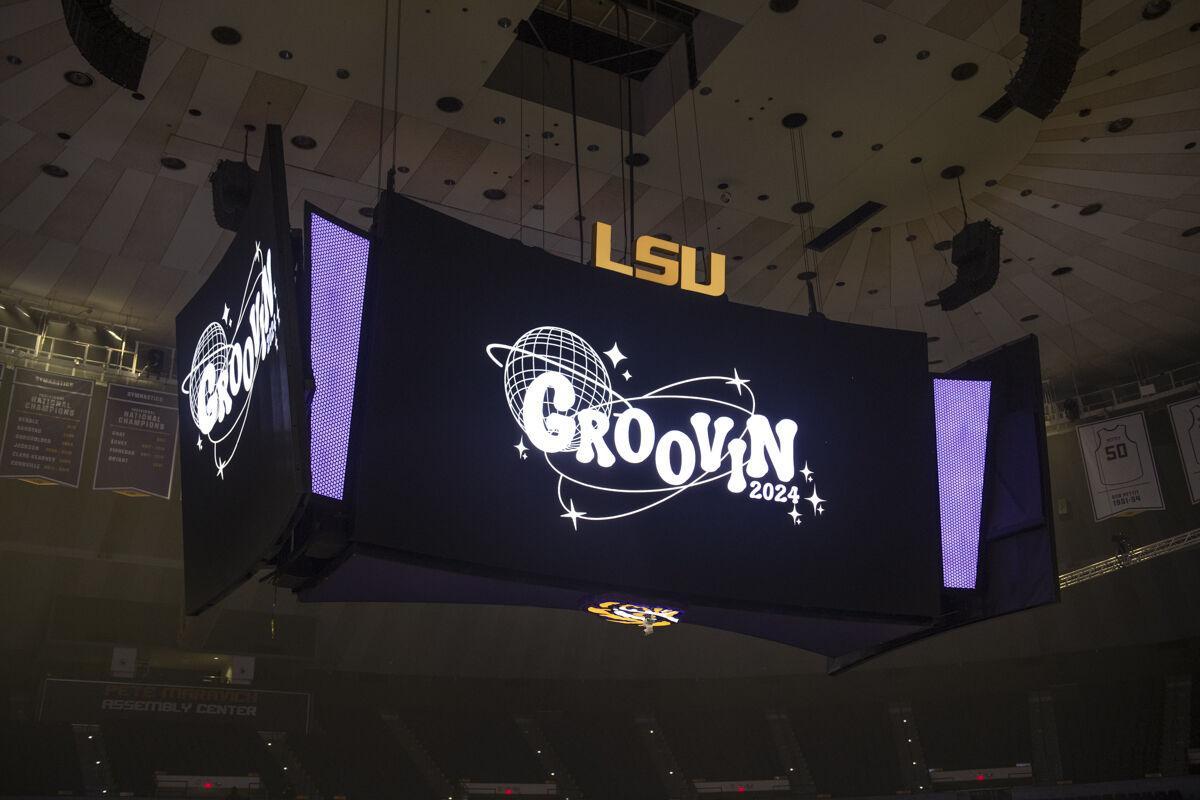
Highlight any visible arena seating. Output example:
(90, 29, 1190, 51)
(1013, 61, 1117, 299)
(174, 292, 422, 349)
(1056, 680, 1164, 783)
(101, 720, 286, 796)
(659, 711, 783, 780)
(287, 706, 435, 798)
(540, 712, 666, 800)
(790, 701, 901, 797)
(916, 691, 1032, 769)
(0, 721, 83, 795)
(405, 711, 544, 783)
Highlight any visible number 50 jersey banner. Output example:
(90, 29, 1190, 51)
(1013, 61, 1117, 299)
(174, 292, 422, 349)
(330, 195, 945, 623)
(1076, 412, 1164, 521)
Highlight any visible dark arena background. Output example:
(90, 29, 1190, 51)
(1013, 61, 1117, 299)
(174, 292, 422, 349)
(1, 2, 1199, 799)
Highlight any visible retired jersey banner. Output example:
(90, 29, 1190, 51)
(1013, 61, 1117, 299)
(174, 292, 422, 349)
(1076, 412, 1163, 521)
(0, 368, 94, 487)
(93, 384, 180, 499)
(1168, 396, 1200, 505)
(39, 678, 310, 731)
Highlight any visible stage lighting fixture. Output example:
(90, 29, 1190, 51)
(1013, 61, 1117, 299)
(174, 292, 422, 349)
(936, 219, 1003, 311)
(62, 0, 150, 91)
(105, 327, 123, 342)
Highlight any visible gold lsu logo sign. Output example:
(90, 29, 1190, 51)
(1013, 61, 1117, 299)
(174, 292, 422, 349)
(591, 221, 725, 297)
(586, 601, 682, 628)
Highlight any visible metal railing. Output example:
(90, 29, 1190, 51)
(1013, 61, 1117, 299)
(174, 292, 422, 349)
(1044, 360, 1200, 434)
(0, 321, 175, 388)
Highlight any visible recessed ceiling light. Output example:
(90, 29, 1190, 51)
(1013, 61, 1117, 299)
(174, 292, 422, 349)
(765, 264, 778, 270)
(1185, 142, 1196, 149)
(211, 26, 242, 46)
(56, 131, 71, 140)
(160, 156, 186, 170)
(483, 188, 506, 200)
(984, 179, 998, 187)
(542, 130, 554, 139)
(769, 0, 798, 12)
(497, 16, 512, 29)
(950, 62, 978, 81)
(905, 234, 917, 242)
(1106, 68, 1119, 77)
(835, 281, 845, 287)
(1079, 203, 1102, 216)
(493, 115, 506, 125)
(586, 144, 599, 152)
(1020, 314, 1039, 322)
(1142, 0, 1171, 20)
(1107, 117, 1134, 133)
(916, 49, 930, 60)
(910, 156, 923, 164)
(873, 33, 887, 44)
(444, 178, 456, 186)
(924, 298, 941, 307)
(717, 182, 729, 191)
(244, 123, 257, 132)
(831, 130, 843, 138)
(290, 135, 317, 150)
(625, 152, 649, 167)
(532, 203, 544, 210)
(436, 96, 463, 113)
(791, 201, 814, 214)
(359, 206, 374, 218)
(398, 166, 409, 173)
(940, 165, 964, 180)
(1051, 266, 1073, 276)
(698, 86, 712, 96)
(5, 54, 22, 65)
(871, 143, 883, 151)
(867, 288, 879, 294)
(131, 92, 144, 100)
(336, 68, 350, 79)
(64, 70, 93, 87)
(798, 271, 817, 281)
(1020, 189, 1033, 197)
(780, 112, 808, 131)
(928, 359, 943, 365)
(573, 213, 585, 222)
(934, 240, 951, 251)
(1181, 226, 1199, 237)
(870, 226, 882, 233)
(188, 108, 202, 116)
(926, 335, 940, 343)
(1002, 258, 1013, 264)
(278, 49, 294, 60)
(1078, 107, 1091, 117)
(757, 194, 769, 201)
(41, 164, 68, 178)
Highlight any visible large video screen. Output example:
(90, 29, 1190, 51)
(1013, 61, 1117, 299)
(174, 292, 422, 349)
(345, 196, 944, 622)
(176, 127, 306, 614)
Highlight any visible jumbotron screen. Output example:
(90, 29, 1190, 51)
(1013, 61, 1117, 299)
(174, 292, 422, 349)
(342, 196, 946, 623)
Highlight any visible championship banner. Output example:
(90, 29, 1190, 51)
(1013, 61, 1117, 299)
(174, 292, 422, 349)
(39, 678, 310, 731)
(93, 384, 179, 499)
(1168, 396, 1200, 505)
(0, 368, 94, 487)
(1076, 412, 1164, 521)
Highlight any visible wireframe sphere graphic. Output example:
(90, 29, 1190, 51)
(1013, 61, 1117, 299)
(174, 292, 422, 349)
(502, 326, 613, 451)
(185, 321, 229, 425)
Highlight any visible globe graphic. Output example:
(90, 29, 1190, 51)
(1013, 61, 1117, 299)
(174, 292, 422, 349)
(503, 326, 613, 452)
(185, 321, 229, 426)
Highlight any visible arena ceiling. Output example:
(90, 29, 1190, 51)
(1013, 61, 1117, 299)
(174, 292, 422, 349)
(1, 0, 1199, 389)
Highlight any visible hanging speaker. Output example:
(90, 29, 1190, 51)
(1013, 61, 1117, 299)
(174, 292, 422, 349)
(61, 0, 150, 92)
(938, 219, 1003, 311)
(1005, 0, 1083, 120)
(209, 159, 258, 232)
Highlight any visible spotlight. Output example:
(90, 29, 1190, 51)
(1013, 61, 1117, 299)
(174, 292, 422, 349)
(105, 328, 123, 342)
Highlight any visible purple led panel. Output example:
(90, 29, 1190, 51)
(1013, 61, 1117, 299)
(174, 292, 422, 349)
(308, 212, 370, 500)
(933, 378, 991, 589)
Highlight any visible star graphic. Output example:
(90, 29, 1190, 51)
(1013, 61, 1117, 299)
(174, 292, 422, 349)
(788, 504, 803, 526)
(604, 343, 626, 367)
(726, 368, 750, 396)
(805, 486, 825, 513)
(216, 460, 226, 480)
(514, 438, 529, 459)
(622, 370, 632, 381)
(196, 435, 203, 451)
(561, 499, 586, 530)
(799, 462, 814, 483)
(221, 303, 230, 326)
